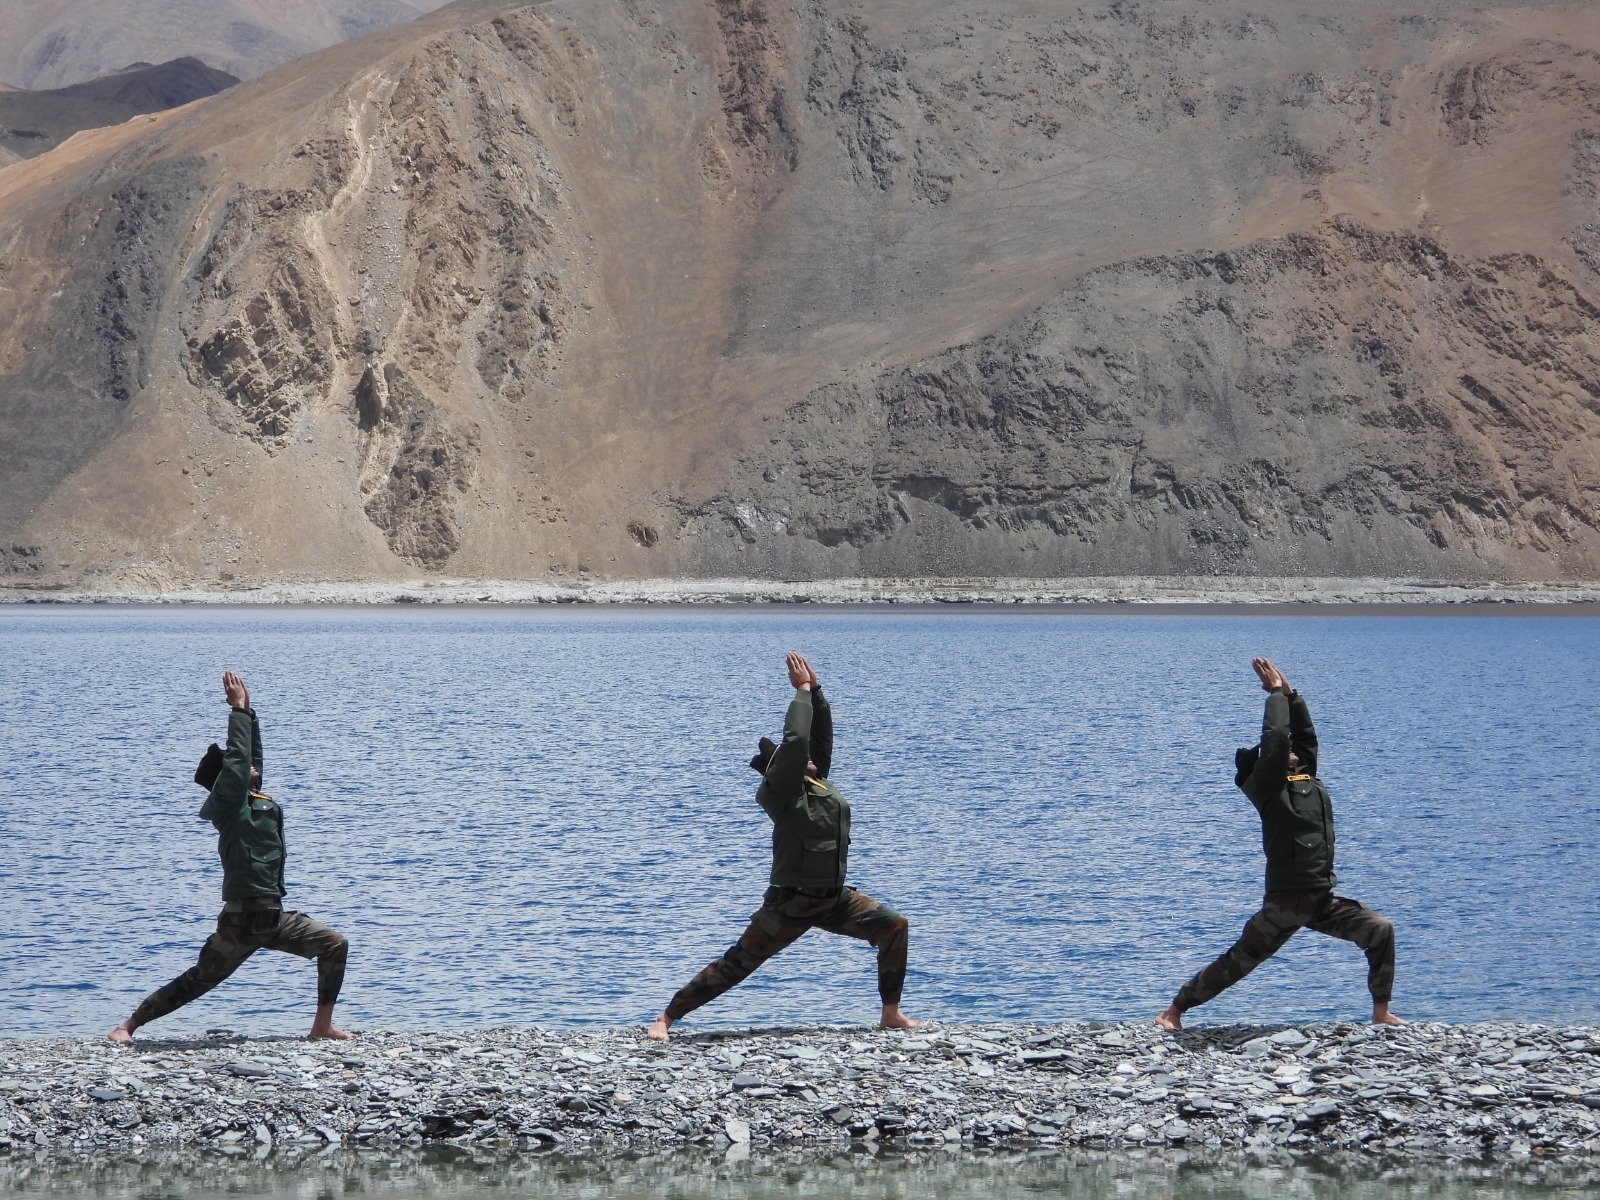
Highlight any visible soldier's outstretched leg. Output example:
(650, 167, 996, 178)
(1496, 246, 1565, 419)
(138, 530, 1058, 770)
(112, 909, 276, 1039)
(659, 901, 809, 1025)
(814, 886, 918, 1029)
(1309, 893, 1403, 1024)
(1162, 891, 1318, 1024)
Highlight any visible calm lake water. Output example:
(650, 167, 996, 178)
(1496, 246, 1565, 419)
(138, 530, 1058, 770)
(3, 1145, 1598, 1200)
(1, 606, 1597, 1040)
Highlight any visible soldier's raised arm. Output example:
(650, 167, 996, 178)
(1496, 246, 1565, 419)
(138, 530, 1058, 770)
(805, 658, 833, 780)
(1249, 658, 1293, 791)
(759, 654, 815, 807)
(201, 671, 256, 822)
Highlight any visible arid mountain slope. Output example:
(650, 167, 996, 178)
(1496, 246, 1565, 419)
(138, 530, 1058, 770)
(0, 58, 239, 160)
(2, 0, 1599, 589)
(0, 0, 452, 91)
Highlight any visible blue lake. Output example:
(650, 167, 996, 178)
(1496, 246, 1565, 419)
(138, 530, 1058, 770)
(1, 606, 1596, 1040)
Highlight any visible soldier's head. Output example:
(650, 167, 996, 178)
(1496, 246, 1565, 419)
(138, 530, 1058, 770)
(750, 737, 777, 775)
(195, 743, 224, 791)
(193, 744, 262, 792)
(749, 737, 817, 777)
(1235, 743, 1312, 786)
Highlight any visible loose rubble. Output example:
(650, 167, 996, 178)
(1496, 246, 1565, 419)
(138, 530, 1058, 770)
(4, 1022, 1599, 1161)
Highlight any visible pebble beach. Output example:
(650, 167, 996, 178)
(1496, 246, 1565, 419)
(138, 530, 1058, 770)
(5, 1021, 1599, 1162)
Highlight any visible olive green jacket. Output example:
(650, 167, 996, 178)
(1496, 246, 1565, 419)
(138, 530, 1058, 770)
(198, 707, 286, 901)
(1239, 690, 1336, 893)
(757, 686, 851, 890)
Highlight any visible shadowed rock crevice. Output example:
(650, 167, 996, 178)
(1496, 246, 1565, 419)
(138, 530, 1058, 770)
(353, 363, 480, 567)
(711, 0, 799, 175)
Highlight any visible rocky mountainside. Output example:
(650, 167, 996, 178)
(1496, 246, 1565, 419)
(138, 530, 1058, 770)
(2, 0, 1599, 589)
(0, 58, 240, 161)
(0, 0, 450, 91)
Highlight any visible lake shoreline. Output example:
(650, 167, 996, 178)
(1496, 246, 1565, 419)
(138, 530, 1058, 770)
(4, 575, 1600, 608)
(4, 1020, 1597, 1163)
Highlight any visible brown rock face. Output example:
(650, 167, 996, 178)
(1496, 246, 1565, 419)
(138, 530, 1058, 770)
(3, 0, 1600, 588)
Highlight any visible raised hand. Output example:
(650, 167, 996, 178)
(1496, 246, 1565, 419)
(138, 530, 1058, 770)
(786, 652, 813, 691)
(223, 670, 251, 710)
(1251, 657, 1290, 694)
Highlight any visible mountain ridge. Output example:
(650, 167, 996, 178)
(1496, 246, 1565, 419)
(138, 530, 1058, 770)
(2, 0, 1599, 589)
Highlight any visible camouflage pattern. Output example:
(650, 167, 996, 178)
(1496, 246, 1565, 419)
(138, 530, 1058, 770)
(1173, 890, 1395, 1011)
(129, 907, 349, 1027)
(664, 885, 909, 1021)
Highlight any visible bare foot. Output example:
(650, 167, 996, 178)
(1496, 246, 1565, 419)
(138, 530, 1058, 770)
(1372, 1002, 1406, 1026)
(107, 1021, 136, 1044)
(1155, 1004, 1183, 1031)
(308, 1025, 356, 1040)
(646, 1014, 673, 1043)
(879, 1004, 921, 1031)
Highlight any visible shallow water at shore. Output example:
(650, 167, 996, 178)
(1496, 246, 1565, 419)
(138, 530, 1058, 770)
(4, 1144, 1599, 1200)
(3, 606, 1598, 1038)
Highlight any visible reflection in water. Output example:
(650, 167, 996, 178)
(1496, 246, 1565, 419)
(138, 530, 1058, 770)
(1, 1146, 1596, 1199)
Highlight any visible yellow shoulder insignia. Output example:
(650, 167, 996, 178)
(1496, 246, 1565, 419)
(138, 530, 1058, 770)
(1286, 774, 1312, 783)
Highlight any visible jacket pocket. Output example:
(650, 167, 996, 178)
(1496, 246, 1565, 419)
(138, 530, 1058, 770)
(802, 837, 838, 873)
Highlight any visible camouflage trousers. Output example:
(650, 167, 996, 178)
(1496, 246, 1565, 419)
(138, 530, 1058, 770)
(130, 907, 349, 1028)
(1173, 890, 1395, 1011)
(664, 885, 909, 1021)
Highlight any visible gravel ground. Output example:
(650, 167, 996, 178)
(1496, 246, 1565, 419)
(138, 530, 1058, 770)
(3, 1021, 1598, 1162)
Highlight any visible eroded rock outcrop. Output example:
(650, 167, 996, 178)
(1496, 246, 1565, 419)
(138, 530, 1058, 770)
(353, 362, 479, 565)
(685, 220, 1600, 576)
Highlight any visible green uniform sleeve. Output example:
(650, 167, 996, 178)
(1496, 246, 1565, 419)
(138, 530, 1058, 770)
(810, 686, 833, 780)
(1248, 691, 1292, 799)
(249, 709, 264, 784)
(199, 707, 255, 824)
(758, 689, 813, 816)
(1287, 691, 1318, 773)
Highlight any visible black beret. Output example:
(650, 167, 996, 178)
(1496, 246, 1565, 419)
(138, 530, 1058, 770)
(1234, 745, 1258, 789)
(194, 743, 225, 790)
(749, 736, 778, 774)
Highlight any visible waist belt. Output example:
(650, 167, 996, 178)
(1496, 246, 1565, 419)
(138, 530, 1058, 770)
(222, 897, 284, 913)
(784, 885, 843, 899)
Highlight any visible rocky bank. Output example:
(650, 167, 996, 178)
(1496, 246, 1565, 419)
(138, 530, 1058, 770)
(4, 1022, 1599, 1161)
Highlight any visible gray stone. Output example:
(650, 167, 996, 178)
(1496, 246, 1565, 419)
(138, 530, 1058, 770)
(1296, 1100, 1341, 1126)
